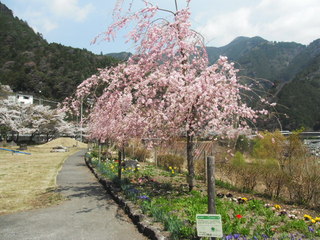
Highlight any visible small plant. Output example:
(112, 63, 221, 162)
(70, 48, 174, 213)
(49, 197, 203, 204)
(168, 166, 178, 176)
(157, 154, 184, 171)
(140, 164, 156, 177)
(90, 149, 320, 240)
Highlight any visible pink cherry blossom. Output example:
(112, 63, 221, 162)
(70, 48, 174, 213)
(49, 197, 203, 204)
(65, 0, 267, 190)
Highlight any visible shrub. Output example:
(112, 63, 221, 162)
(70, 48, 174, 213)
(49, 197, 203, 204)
(286, 156, 320, 206)
(125, 146, 150, 162)
(226, 152, 259, 192)
(252, 130, 286, 161)
(89, 150, 99, 158)
(239, 163, 259, 192)
(258, 158, 288, 198)
(157, 154, 185, 171)
(232, 151, 246, 167)
(194, 157, 205, 177)
(235, 135, 253, 153)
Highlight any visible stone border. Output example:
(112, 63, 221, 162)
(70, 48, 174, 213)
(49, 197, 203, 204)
(84, 157, 170, 240)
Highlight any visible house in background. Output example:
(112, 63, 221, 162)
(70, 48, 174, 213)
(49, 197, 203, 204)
(8, 92, 34, 105)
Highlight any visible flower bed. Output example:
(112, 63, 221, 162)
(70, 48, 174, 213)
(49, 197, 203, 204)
(86, 153, 320, 240)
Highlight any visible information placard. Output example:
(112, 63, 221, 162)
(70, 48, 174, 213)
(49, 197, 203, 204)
(196, 214, 223, 238)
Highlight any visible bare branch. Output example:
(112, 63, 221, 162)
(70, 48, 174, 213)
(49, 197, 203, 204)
(157, 7, 176, 15)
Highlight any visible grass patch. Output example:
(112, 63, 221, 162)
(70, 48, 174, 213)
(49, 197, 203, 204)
(0, 138, 86, 215)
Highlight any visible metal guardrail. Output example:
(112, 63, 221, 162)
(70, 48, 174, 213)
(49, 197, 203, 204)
(249, 132, 320, 139)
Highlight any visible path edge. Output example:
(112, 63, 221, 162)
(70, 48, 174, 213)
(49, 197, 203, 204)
(84, 156, 170, 240)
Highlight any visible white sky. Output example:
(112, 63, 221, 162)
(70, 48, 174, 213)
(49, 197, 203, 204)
(2, 0, 320, 54)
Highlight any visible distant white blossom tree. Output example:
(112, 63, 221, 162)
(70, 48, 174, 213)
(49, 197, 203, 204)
(0, 100, 76, 142)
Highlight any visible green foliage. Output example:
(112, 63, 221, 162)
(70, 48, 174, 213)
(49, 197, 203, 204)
(278, 220, 309, 235)
(277, 77, 320, 130)
(235, 135, 253, 153)
(141, 165, 156, 177)
(89, 150, 99, 159)
(276, 47, 320, 130)
(252, 131, 286, 160)
(0, 125, 11, 138)
(231, 151, 246, 167)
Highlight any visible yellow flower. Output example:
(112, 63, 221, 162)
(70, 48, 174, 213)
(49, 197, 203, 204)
(311, 219, 316, 224)
(274, 204, 281, 210)
(314, 217, 320, 222)
(304, 214, 313, 221)
(241, 197, 248, 202)
(169, 166, 172, 170)
(172, 170, 175, 174)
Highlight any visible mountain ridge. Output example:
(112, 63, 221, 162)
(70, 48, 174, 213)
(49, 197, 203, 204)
(0, 2, 118, 101)
(1, 2, 320, 130)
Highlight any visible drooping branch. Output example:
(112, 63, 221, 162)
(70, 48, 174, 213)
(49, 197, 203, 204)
(66, 0, 268, 191)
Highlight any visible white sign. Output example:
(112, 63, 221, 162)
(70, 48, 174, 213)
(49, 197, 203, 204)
(196, 214, 223, 238)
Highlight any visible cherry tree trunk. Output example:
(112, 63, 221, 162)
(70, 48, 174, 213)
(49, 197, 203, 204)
(187, 134, 195, 191)
(118, 145, 125, 180)
(118, 150, 122, 180)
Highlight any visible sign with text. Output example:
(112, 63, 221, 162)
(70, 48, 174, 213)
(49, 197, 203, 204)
(196, 214, 223, 238)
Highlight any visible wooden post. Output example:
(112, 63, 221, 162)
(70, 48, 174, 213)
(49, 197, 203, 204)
(207, 156, 216, 240)
(204, 150, 207, 184)
(98, 143, 101, 166)
(121, 146, 125, 161)
(154, 147, 158, 166)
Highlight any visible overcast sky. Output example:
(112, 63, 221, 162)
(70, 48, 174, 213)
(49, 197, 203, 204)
(2, 0, 320, 54)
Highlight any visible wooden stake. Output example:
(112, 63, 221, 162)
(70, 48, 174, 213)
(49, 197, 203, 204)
(207, 156, 216, 240)
(204, 150, 207, 184)
(98, 143, 101, 165)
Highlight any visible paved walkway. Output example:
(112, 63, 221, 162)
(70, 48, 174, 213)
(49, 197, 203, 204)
(0, 150, 147, 240)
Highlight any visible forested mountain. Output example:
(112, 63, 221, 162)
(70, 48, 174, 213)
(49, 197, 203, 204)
(106, 52, 132, 61)
(1, 2, 319, 130)
(276, 39, 320, 130)
(206, 37, 320, 131)
(207, 36, 306, 84)
(0, 2, 118, 101)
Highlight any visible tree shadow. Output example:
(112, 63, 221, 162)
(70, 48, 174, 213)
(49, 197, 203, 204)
(56, 183, 110, 202)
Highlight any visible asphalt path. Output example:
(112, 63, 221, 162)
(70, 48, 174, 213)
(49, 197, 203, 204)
(0, 150, 147, 240)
